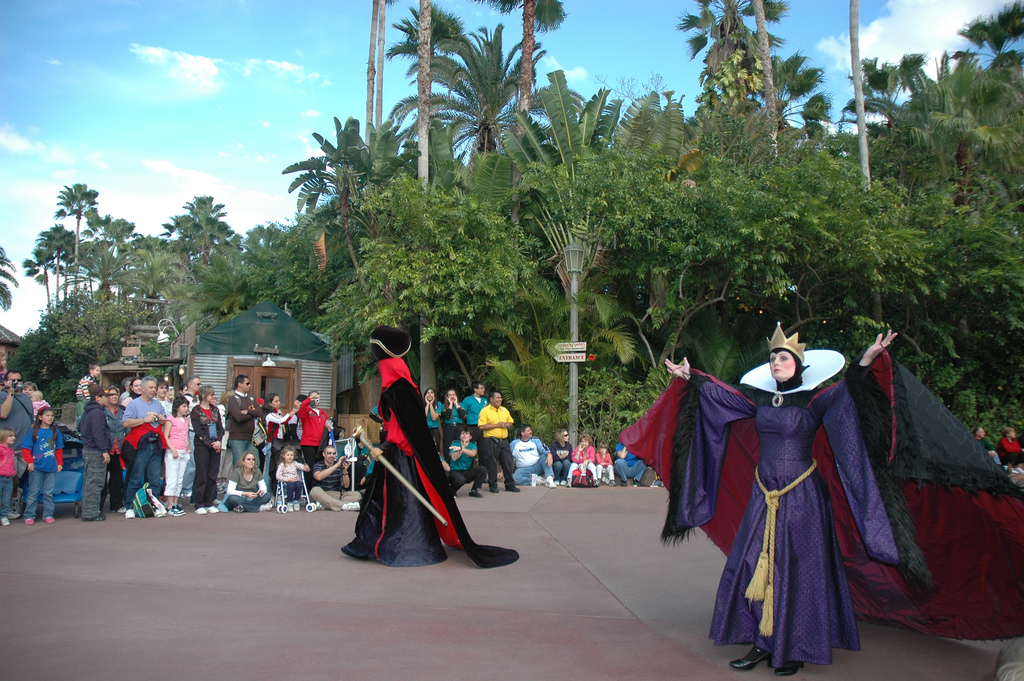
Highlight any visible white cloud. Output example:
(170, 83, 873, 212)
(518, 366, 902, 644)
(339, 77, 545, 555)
(256, 120, 271, 128)
(300, 110, 321, 118)
(817, 0, 1007, 76)
(87, 152, 109, 170)
(246, 59, 322, 84)
(0, 125, 77, 165)
(46, 58, 60, 66)
(142, 159, 223, 188)
(538, 56, 589, 85)
(129, 43, 223, 94)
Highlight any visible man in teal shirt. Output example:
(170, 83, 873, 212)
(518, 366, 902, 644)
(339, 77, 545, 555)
(460, 381, 487, 443)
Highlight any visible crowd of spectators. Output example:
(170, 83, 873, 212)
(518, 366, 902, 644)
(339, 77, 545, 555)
(0, 369, 667, 527)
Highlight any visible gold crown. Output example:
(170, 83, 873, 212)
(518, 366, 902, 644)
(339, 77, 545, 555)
(767, 323, 805, 363)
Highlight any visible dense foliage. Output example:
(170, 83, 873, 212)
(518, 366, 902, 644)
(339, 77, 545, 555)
(15, 3, 1024, 444)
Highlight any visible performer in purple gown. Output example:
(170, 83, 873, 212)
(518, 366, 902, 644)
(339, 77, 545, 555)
(623, 326, 901, 676)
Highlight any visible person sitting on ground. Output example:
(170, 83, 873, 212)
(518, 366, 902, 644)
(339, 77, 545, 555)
(998, 426, 1022, 470)
(276, 445, 309, 511)
(549, 427, 572, 486)
(448, 425, 486, 498)
(975, 426, 999, 464)
(510, 424, 556, 488)
(614, 441, 648, 487)
(224, 449, 272, 513)
(594, 443, 616, 486)
(568, 433, 598, 485)
(310, 444, 362, 511)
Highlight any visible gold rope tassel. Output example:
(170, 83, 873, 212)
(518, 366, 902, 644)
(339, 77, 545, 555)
(744, 460, 818, 637)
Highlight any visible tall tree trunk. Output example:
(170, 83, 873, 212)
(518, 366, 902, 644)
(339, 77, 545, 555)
(73, 215, 82, 267)
(519, 0, 536, 114)
(416, 0, 431, 184)
(366, 0, 381, 134)
(375, 0, 388, 129)
(751, 0, 777, 156)
(850, 0, 871, 187)
(43, 271, 51, 308)
(420, 321, 437, 395)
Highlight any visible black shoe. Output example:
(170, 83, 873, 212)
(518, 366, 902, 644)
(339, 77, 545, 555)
(489, 484, 500, 494)
(468, 489, 483, 498)
(505, 484, 520, 493)
(729, 646, 770, 671)
(774, 662, 803, 676)
(82, 513, 106, 522)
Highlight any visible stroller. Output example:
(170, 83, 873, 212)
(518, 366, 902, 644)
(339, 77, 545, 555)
(275, 472, 316, 513)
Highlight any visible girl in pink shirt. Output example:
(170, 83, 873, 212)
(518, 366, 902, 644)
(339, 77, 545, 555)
(594, 443, 615, 486)
(275, 446, 309, 511)
(568, 434, 598, 486)
(162, 397, 191, 516)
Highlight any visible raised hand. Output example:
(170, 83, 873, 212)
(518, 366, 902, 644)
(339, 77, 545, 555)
(664, 357, 691, 380)
(861, 330, 898, 366)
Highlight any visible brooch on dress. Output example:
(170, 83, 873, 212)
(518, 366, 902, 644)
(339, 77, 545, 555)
(772, 392, 784, 408)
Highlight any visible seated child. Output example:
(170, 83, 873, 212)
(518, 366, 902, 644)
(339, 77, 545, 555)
(276, 445, 310, 511)
(567, 434, 597, 486)
(594, 443, 615, 486)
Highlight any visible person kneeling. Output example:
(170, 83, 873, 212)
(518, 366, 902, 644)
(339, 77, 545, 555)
(309, 445, 363, 511)
(224, 450, 273, 512)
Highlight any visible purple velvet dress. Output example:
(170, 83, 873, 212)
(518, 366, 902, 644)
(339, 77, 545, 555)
(684, 376, 899, 666)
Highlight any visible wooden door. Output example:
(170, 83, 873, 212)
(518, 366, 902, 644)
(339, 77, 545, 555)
(253, 366, 294, 403)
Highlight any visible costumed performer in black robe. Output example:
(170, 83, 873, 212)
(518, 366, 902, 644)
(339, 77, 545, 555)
(621, 324, 1024, 675)
(342, 326, 518, 569)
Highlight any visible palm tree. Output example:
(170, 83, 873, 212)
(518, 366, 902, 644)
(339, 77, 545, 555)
(54, 183, 99, 267)
(83, 211, 137, 250)
(78, 241, 131, 300)
(36, 224, 75, 301)
(162, 196, 235, 266)
(129, 246, 180, 299)
(770, 53, 831, 134)
(367, 0, 403, 131)
(750, 0, 777, 150)
(470, 0, 566, 114)
(386, 6, 466, 78)
(391, 25, 523, 158)
(850, 0, 870, 185)
(22, 245, 51, 306)
(678, 0, 788, 95)
(417, 0, 432, 184)
(0, 245, 18, 311)
(845, 54, 927, 129)
(957, 2, 1024, 70)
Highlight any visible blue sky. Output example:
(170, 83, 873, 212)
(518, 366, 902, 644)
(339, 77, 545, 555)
(0, 0, 1007, 336)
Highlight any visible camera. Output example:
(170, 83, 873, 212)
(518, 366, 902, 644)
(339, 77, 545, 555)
(6, 379, 21, 391)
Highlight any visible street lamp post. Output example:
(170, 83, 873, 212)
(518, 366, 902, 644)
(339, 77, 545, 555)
(563, 241, 585, 447)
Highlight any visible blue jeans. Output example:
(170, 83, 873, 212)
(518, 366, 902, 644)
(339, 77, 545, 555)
(124, 440, 162, 506)
(0, 475, 13, 518)
(24, 469, 56, 519)
(224, 490, 272, 512)
(614, 458, 648, 484)
(512, 459, 554, 486)
(551, 457, 571, 483)
(228, 439, 254, 467)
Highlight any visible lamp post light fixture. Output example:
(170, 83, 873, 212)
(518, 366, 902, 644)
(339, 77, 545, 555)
(156, 318, 180, 344)
(563, 240, 586, 447)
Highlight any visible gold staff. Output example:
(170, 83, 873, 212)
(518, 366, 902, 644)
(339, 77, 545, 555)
(352, 425, 449, 527)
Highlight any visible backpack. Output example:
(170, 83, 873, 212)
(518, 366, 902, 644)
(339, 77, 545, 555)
(571, 469, 596, 488)
(638, 467, 658, 488)
(252, 419, 268, 447)
(131, 483, 156, 518)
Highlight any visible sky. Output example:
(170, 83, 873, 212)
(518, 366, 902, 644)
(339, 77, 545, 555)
(0, 0, 1008, 337)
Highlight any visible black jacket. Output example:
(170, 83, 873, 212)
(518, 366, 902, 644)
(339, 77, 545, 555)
(79, 399, 112, 452)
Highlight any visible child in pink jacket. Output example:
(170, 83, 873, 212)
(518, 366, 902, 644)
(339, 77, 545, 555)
(568, 434, 598, 486)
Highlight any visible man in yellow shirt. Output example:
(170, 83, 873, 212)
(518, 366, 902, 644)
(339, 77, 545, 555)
(477, 391, 520, 494)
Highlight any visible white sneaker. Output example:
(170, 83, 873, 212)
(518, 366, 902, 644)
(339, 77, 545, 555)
(206, 506, 220, 514)
(545, 476, 557, 488)
(153, 509, 167, 518)
(1, 517, 10, 526)
(258, 502, 273, 512)
(341, 502, 360, 511)
(194, 507, 208, 515)
(530, 474, 538, 487)
(125, 509, 135, 519)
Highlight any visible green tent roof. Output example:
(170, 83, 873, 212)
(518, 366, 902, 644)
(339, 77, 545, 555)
(193, 301, 332, 362)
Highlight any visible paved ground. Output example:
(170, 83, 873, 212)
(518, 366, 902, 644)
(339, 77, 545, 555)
(0, 485, 1009, 681)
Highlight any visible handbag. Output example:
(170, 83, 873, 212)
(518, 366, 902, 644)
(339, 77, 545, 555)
(571, 469, 595, 488)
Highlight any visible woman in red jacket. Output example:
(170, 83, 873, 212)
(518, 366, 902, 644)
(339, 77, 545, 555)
(998, 426, 1021, 468)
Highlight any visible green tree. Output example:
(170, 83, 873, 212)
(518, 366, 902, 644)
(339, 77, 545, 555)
(0, 245, 18, 310)
(35, 224, 75, 301)
(22, 245, 51, 305)
(161, 196, 237, 266)
(54, 183, 99, 267)
(470, 0, 566, 115)
(957, 1, 1024, 69)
